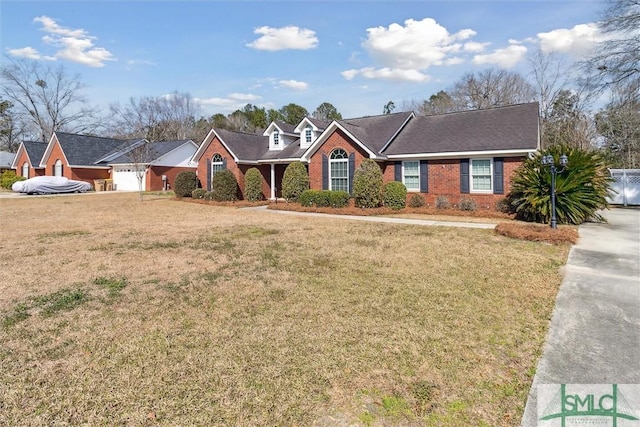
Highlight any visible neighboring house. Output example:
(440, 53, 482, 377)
(11, 141, 48, 178)
(0, 151, 16, 174)
(12, 132, 196, 191)
(191, 102, 540, 207)
(104, 139, 198, 191)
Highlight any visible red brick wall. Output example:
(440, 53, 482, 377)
(148, 166, 196, 192)
(44, 139, 70, 178)
(308, 129, 369, 190)
(13, 149, 44, 178)
(72, 168, 110, 185)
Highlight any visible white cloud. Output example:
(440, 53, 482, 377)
(363, 18, 476, 70)
(6, 46, 42, 60)
(194, 93, 263, 111)
(473, 43, 528, 68)
(463, 41, 489, 53)
(343, 17, 477, 82)
(247, 26, 318, 51)
(537, 23, 603, 57)
(8, 15, 116, 67)
(341, 67, 430, 82)
(278, 79, 308, 90)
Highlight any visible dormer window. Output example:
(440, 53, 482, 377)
(305, 126, 313, 144)
(273, 131, 280, 146)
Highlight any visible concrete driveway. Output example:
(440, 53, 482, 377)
(521, 208, 640, 426)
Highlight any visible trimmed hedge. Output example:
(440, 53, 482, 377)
(383, 181, 407, 210)
(0, 170, 26, 190)
(192, 188, 206, 199)
(174, 171, 200, 198)
(353, 159, 383, 208)
(244, 167, 263, 201)
(298, 189, 350, 208)
(212, 169, 239, 201)
(282, 161, 309, 202)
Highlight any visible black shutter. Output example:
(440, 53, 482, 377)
(222, 158, 227, 170)
(348, 153, 355, 195)
(493, 158, 504, 194)
(460, 159, 470, 194)
(206, 158, 211, 191)
(419, 160, 428, 193)
(61, 164, 64, 177)
(394, 161, 402, 182)
(322, 154, 328, 190)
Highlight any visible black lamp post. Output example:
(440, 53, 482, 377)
(541, 153, 568, 229)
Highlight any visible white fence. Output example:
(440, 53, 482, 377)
(608, 169, 640, 206)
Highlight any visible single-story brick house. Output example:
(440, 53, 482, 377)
(191, 102, 540, 208)
(12, 132, 196, 191)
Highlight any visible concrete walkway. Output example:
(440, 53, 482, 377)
(521, 208, 640, 426)
(242, 205, 497, 229)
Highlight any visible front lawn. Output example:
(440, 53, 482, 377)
(0, 193, 569, 426)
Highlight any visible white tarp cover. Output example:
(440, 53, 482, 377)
(12, 176, 92, 194)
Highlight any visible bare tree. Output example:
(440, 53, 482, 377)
(418, 90, 458, 116)
(0, 98, 26, 152)
(109, 91, 200, 141)
(544, 90, 599, 150)
(0, 58, 101, 142)
(585, 0, 640, 89)
(450, 68, 536, 110)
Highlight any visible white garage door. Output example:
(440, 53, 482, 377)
(112, 166, 145, 191)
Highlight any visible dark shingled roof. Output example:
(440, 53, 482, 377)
(55, 132, 128, 166)
(306, 117, 330, 129)
(23, 141, 48, 166)
(214, 128, 268, 162)
(383, 103, 539, 155)
(338, 111, 413, 154)
(109, 140, 191, 164)
(273, 121, 297, 134)
(260, 138, 306, 160)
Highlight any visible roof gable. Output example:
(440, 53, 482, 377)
(12, 141, 47, 168)
(43, 132, 130, 167)
(108, 140, 196, 165)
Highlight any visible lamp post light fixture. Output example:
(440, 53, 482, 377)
(541, 153, 569, 229)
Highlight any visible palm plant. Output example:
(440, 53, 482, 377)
(508, 145, 614, 225)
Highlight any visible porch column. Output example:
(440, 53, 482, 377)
(270, 163, 276, 200)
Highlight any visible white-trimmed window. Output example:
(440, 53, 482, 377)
(471, 159, 492, 192)
(403, 161, 420, 191)
(305, 126, 313, 144)
(54, 159, 63, 177)
(22, 162, 29, 178)
(273, 130, 280, 147)
(211, 153, 224, 177)
(330, 149, 348, 192)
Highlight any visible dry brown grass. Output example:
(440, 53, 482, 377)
(0, 193, 570, 426)
(495, 223, 579, 245)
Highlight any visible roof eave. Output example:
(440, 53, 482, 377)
(386, 148, 537, 160)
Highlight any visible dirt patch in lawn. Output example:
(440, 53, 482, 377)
(0, 192, 569, 426)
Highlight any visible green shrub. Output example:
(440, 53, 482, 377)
(408, 193, 425, 208)
(298, 189, 316, 206)
(315, 190, 332, 207)
(0, 170, 26, 190)
(508, 145, 613, 224)
(353, 159, 383, 208)
(458, 197, 477, 211)
(383, 181, 407, 210)
(204, 191, 214, 201)
(329, 191, 350, 208)
(282, 161, 309, 202)
(174, 171, 200, 198)
(192, 188, 206, 199)
(212, 169, 239, 201)
(435, 195, 450, 209)
(244, 167, 263, 201)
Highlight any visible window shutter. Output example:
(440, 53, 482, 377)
(206, 158, 211, 191)
(322, 153, 328, 190)
(61, 164, 64, 177)
(394, 161, 402, 182)
(222, 158, 227, 170)
(460, 159, 470, 194)
(420, 160, 428, 193)
(493, 158, 504, 194)
(348, 153, 355, 195)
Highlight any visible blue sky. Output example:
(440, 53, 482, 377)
(1, 0, 607, 119)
